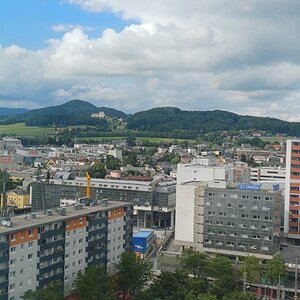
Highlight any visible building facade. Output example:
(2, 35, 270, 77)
(175, 181, 281, 259)
(284, 139, 300, 241)
(31, 176, 176, 229)
(251, 167, 286, 182)
(0, 201, 133, 299)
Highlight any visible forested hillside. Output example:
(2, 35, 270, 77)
(127, 107, 298, 136)
(0, 100, 127, 126)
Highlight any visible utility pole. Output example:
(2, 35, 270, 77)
(277, 274, 280, 300)
(295, 257, 298, 300)
(243, 265, 247, 292)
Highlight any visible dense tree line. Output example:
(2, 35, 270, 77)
(127, 107, 300, 136)
(21, 249, 288, 300)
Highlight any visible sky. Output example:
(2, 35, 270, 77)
(1, 0, 300, 121)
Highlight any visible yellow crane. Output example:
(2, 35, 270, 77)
(86, 172, 91, 199)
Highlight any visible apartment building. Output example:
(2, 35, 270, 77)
(0, 201, 133, 299)
(284, 139, 300, 241)
(30, 175, 176, 229)
(175, 181, 281, 259)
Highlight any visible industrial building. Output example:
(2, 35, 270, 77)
(0, 200, 133, 299)
(175, 181, 281, 259)
(30, 174, 176, 229)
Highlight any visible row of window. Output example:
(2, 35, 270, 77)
(206, 202, 270, 210)
(206, 212, 273, 220)
(204, 240, 269, 251)
(205, 231, 272, 240)
(207, 193, 272, 201)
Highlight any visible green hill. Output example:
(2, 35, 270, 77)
(0, 100, 127, 127)
(0, 108, 28, 116)
(127, 107, 298, 136)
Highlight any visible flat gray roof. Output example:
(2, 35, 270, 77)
(0, 200, 130, 234)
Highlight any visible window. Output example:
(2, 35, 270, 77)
(28, 254, 33, 260)
(10, 271, 15, 279)
(10, 246, 16, 253)
(79, 249, 83, 255)
(10, 259, 15, 266)
(28, 241, 33, 248)
(9, 284, 15, 292)
(10, 234, 16, 241)
(28, 229, 33, 237)
(79, 239, 83, 244)
(65, 254, 69, 259)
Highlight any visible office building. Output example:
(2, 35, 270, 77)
(0, 201, 133, 299)
(175, 181, 281, 259)
(30, 175, 176, 229)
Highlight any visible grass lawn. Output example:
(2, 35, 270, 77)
(78, 136, 196, 144)
(0, 123, 53, 137)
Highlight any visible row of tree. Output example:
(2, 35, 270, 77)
(21, 249, 288, 300)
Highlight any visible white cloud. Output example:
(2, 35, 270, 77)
(52, 23, 94, 32)
(1, 0, 300, 120)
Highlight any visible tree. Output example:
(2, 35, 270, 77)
(115, 252, 153, 299)
(127, 136, 136, 147)
(240, 256, 262, 283)
(88, 162, 107, 178)
(222, 291, 257, 300)
(209, 275, 237, 299)
(207, 256, 233, 279)
(106, 155, 121, 170)
(138, 270, 190, 300)
(74, 266, 110, 300)
(180, 248, 208, 278)
(21, 282, 64, 300)
(265, 255, 287, 284)
(0, 170, 15, 193)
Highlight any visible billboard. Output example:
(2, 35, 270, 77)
(238, 183, 261, 191)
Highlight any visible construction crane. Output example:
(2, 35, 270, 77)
(86, 172, 91, 199)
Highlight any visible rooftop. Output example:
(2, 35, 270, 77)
(0, 200, 130, 234)
(133, 230, 154, 238)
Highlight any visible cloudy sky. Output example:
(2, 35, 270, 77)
(1, 0, 300, 120)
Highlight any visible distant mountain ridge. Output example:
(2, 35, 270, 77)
(1, 101, 300, 136)
(127, 106, 300, 136)
(0, 107, 28, 116)
(0, 100, 127, 126)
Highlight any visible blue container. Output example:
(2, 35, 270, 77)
(133, 230, 154, 254)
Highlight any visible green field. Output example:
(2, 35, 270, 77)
(0, 123, 53, 137)
(78, 136, 196, 144)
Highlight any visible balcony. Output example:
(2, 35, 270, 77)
(291, 160, 300, 165)
(290, 205, 300, 210)
(292, 145, 300, 150)
(291, 176, 300, 180)
(291, 153, 300, 158)
(289, 213, 300, 219)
